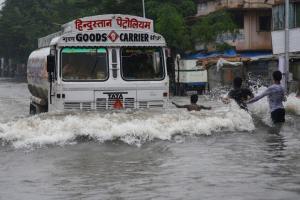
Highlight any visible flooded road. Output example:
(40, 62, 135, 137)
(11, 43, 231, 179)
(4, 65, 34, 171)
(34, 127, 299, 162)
(0, 78, 300, 200)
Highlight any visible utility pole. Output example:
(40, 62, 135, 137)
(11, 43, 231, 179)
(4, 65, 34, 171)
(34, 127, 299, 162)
(0, 58, 3, 77)
(176, 54, 181, 96)
(284, 0, 289, 92)
(142, 0, 146, 18)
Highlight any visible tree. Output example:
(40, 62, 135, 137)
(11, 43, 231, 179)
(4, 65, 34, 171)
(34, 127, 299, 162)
(146, 0, 197, 19)
(0, 0, 198, 65)
(191, 11, 237, 50)
(145, 0, 197, 55)
(156, 4, 191, 54)
(0, 0, 61, 62)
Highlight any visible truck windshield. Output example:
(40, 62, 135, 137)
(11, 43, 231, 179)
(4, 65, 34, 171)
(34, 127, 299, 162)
(121, 47, 164, 80)
(61, 47, 108, 81)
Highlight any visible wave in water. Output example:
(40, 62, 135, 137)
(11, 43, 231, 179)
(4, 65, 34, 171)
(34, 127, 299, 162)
(0, 105, 254, 149)
(285, 93, 300, 115)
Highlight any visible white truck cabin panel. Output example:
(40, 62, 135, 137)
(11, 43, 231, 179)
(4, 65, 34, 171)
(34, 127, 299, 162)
(28, 14, 169, 114)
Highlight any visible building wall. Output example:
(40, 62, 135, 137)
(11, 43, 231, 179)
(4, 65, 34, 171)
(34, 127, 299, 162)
(196, 1, 273, 51)
(272, 28, 300, 54)
(215, 10, 272, 51)
(233, 11, 272, 51)
(197, 0, 274, 17)
(290, 60, 300, 81)
(197, 1, 217, 16)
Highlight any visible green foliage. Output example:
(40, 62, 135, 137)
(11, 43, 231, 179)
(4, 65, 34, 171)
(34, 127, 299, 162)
(191, 11, 237, 50)
(146, 0, 197, 19)
(156, 4, 191, 52)
(146, 0, 196, 53)
(216, 43, 235, 52)
(0, 0, 237, 64)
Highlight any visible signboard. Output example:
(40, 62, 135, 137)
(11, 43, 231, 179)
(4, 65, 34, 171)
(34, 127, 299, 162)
(39, 15, 161, 48)
(62, 14, 154, 33)
(58, 30, 165, 46)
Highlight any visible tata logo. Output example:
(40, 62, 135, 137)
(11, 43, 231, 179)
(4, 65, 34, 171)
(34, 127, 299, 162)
(108, 93, 123, 99)
(103, 92, 128, 99)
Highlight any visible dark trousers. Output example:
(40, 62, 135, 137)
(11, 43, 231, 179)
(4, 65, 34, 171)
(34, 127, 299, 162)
(271, 108, 285, 123)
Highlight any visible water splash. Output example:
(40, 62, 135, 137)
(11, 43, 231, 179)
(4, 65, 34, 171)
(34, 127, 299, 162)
(0, 106, 255, 149)
(285, 93, 300, 115)
(247, 86, 300, 127)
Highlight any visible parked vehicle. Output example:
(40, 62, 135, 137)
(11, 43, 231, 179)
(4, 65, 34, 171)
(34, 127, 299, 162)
(174, 59, 207, 95)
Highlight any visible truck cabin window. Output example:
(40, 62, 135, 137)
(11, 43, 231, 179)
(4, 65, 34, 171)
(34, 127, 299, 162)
(61, 48, 108, 81)
(121, 47, 164, 80)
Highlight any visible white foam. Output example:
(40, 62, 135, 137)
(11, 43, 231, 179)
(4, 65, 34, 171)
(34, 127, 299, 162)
(247, 87, 271, 125)
(0, 105, 255, 149)
(285, 93, 300, 115)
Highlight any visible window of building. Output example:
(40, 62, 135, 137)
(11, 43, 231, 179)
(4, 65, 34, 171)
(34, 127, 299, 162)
(296, 3, 300, 27)
(232, 12, 244, 29)
(258, 16, 271, 32)
(289, 3, 295, 28)
(273, 3, 300, 30)
(198, 2, 207, 11)
(272, 4, 285, 30)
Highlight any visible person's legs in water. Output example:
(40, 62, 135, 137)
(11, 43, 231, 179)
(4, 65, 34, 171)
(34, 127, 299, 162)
(271, 108, 285, 124)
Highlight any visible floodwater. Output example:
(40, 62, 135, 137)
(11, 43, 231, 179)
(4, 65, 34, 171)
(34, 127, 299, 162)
(0, 78, 300, 200)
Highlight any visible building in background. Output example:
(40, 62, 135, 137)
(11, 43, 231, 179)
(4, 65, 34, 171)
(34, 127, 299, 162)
(271, 0, 300, 89)
(192, 0, 279, 90)
(196, 0, 274, 51)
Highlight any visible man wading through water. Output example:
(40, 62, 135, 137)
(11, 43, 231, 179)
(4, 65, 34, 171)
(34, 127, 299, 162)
(172, 94, 211, 111)
(247, 71, 286, 124)
(222, 77, 254, 111)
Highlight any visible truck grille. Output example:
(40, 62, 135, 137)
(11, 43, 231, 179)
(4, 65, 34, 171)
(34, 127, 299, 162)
(138, 101, 148, 109)
(107, 99, 124, 109)
(124, 98, 135, 109)
(98, 98, 135, 109)
(64, 102, 81, 110)
(64, 102, 92, 111)
(63, 98, 162, 111)
(148, 101, 164, 108)
(149, 104, 164, 108)
(96, 98, 107, 110)
(82, 102, 92, 111)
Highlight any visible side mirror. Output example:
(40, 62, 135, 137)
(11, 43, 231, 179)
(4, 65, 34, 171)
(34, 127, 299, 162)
(47, 55, 55, 73)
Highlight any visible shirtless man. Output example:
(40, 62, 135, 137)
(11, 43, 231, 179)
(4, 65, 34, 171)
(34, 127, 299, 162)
(172, 94, 212, 111)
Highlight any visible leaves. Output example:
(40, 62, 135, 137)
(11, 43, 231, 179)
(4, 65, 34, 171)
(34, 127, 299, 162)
(156, 4, 191, 53)
(191, 10, 237, 50)
(0, 0, 237, 64)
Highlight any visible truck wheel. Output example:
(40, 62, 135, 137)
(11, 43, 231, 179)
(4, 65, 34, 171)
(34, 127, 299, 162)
(30, 103, 37, 115)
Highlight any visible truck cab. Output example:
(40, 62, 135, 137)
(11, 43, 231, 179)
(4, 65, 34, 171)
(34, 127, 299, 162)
(27, 14, 169, 113)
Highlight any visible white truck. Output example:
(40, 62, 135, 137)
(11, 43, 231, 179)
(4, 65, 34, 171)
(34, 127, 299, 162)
(27, 14, 169, 114)
(174, 59, 207, 95)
